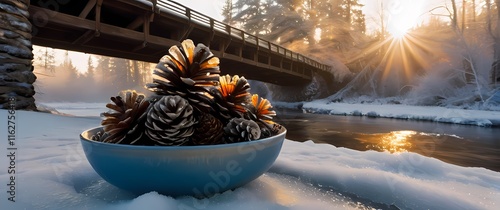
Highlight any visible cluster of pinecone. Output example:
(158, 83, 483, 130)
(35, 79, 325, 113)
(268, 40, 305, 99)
(93, 39, 281, 146)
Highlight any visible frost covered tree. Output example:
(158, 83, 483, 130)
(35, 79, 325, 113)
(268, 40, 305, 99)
(232, 0, 366, 54)
(86, 56, 95, 83)
(222, 0, 234, 24)
(263, 0, 309, 44)
(230, 0, 364, 100)
(62, 51, 78, 82)
(35, 47, 56, 73)
(0, 0, 37, 110)
(233, 0, 268, 35)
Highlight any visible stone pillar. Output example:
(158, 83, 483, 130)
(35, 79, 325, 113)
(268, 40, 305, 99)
(0, 0, 37, 110)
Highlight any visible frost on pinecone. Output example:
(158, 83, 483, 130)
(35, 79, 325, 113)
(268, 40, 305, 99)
(191, 113, 224, 145)
(145, 95, 197, 145)
(223, 118, 261, 143)
(146, 39, 220, 112)
(99, 90, 150, 144)
(96, 39, 284, 146)
(245, 94, 277, 138)
(210, 74, 251, 123)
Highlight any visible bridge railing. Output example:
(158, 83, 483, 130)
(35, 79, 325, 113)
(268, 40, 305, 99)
(153, 0, 331, 72)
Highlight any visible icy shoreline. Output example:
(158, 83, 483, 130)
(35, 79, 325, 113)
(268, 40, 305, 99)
(274, 99, 500, 127)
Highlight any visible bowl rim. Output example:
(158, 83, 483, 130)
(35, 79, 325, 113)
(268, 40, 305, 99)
(80, 126, 287, 150)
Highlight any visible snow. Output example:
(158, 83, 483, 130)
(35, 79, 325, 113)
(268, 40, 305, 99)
(275, 99, 500, 127)
(0, 104, 499, 209)
(37, 102, 108, 117)
(0, 45, 31, 58)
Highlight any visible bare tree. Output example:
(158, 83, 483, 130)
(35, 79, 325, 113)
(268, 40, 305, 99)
(492, 0, 500, 85)
(221, 0, 233, 24)
(472, 0, 476, 22)
(451, 0, 459, 29)
(461, 0, 466, 32)
(379, 0, 385, 38)
(486, 0, 492, 34)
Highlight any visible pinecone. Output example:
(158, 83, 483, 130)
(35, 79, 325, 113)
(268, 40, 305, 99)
(210, 74, 251, 123)
(223, 118, 261, 143)
(258, 122, 273, 139)
(145, 95, 197, 145)
(146, 39, 220, 112)
(271, 123, 284, 135)
(256, 122, 284, 139)
(245, 94, 277, 139)
(91, 130, 108, 142)
(100, 90, 150, 145)
(190, 113, 224, 145)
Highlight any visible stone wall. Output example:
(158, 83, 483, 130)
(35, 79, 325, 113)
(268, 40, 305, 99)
(0, 0, 37, 110)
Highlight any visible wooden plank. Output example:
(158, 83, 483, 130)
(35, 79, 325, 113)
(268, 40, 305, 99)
(79, 0, 97, 18)
(72, 30, 96, 45)
(95, 0, 102, 36)
(29, 7, 95, 30)
(127, 16, 144, 30)
(177, 24, 194, 41)
(133, 13, 151, 51)
(29, 6, 178, 47)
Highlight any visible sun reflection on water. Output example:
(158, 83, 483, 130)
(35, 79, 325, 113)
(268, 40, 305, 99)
(378, 130, 415, 153)
(360, 130, 415, 154)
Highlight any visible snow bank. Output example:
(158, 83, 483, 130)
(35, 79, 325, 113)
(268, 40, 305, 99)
(299, 99, 500, 127)
(273, 140, 500, 210)
(0, 110, 498, 209)
(37, 102, 107, 117)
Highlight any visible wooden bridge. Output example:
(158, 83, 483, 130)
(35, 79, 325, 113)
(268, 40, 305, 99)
(27, 0, 332, 85)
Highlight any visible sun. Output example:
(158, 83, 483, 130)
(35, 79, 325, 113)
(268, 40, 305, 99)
(386, 0, 424, 38)
(388, 23, 410, 38)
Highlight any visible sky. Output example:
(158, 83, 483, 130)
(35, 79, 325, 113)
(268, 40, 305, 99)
(175, 0, 225, 20)
(360, 0, 452, 35)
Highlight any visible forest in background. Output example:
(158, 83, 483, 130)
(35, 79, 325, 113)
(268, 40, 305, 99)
(221, 0, 500, 109)
(33, 0, 500, 110)
(33, 49, 155, 102)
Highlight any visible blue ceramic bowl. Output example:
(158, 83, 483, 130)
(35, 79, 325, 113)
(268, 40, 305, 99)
(80, 127, 286, 197)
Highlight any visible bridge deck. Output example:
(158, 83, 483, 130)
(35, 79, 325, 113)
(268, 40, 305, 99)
(28, 0, 332, 85)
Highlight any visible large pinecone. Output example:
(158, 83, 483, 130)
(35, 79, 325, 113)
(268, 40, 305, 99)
(145, 95, 197, 145)
(146, 39, 220, 112)
(100, 90, 150, 145)
(245, 94, 277, 139)
(191, 113, 224, 145)
(223, 118, 261, 143)
(210, 74, 251, 123)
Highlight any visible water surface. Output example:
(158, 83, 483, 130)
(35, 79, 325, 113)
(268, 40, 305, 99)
(274, 108, 500, 172)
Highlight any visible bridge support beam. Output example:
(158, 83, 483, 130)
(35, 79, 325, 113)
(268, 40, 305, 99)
(0, 0, 37, 110)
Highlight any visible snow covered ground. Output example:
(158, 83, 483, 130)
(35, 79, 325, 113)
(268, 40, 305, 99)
(0, 104, 499, 209)
(275, 99, 500, 127)
(37, 102, 108, 117)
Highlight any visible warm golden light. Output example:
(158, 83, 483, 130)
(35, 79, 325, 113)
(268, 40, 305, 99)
(33, 45, 91, 74)
(358, 130, 415, 154)
(259, 175, 298, 206)
(388, 25, 409, 39)
(313, 28, 322, 43)
(378, 130, 415, 153)
(387, 0, 424, 38)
